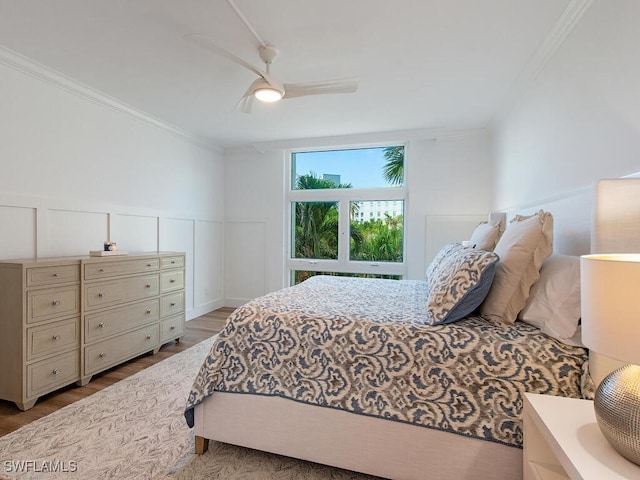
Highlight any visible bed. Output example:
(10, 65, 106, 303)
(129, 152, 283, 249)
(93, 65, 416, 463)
(184, 208, 593, 480)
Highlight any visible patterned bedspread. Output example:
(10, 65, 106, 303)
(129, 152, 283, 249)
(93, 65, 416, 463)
(185, 276, 591, 448)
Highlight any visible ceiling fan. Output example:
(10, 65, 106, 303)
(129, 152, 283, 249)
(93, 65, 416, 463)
(185, 33, 359, 113)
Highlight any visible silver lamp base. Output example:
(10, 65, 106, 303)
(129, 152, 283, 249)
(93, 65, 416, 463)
(594, 364, 640, 466)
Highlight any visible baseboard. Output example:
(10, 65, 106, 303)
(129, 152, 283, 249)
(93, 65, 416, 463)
(186, 299, 225, 320)
(224, 297, 251, 309)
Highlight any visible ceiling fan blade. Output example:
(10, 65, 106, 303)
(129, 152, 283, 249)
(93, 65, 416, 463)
(184, 33, 266, 79)
(236, 95, 254, 114)
(283, 78, 359, 99)
(235, 84, 256, 114)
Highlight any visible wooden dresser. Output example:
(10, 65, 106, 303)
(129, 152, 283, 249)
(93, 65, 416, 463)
(0, 252, 185, 410)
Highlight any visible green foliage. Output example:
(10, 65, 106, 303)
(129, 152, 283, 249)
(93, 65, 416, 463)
(350, 215, 404, 262)
(293, 172, 349, 260)
(382, 146, 404, 186)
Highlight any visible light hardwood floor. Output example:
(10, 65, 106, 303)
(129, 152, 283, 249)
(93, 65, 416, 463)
(0, 307, 233, 437)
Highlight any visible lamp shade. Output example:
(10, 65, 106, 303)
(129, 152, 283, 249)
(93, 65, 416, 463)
(581, 254, 640, 365)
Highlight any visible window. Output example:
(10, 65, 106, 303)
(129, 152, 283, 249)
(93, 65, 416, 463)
(287, 146, 406, 285)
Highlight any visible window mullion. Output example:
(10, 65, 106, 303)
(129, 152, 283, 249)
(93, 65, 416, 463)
(338, 198, 350, 264)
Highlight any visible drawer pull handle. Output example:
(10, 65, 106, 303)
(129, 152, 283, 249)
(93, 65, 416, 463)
(170, 302, 176, 307)
(147, 263, 152, 267)
(170, 325, 175, 330)
(146, 309, 152, 314)
(171, 261, 176, 264)
(98, 292, 104, 298)
(53, 334, 61, 341)
(146, 335, 152, 340)
(53, 273, 59, 277)
(146, 284, 151, 288)
(52, 368, 59, 375)
(99, 268, 105, 272)
(52, 300, 60, 306)
(98, 322, 105, 328)
(99, 352, 105, 358)
(170, 279, 176, 283)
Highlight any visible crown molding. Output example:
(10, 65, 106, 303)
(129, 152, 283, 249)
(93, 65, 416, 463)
(489, 0, 594, 130)
(0, 45, 222, 153)
(240, 127, 488, 154)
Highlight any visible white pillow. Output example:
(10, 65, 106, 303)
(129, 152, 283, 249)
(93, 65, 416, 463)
(519, 255, 582, 345)
(480, 210, 553, 324)
(469, 220, 503, 251)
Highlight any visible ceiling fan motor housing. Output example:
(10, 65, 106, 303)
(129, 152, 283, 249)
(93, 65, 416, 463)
(258, 45, 279, 65)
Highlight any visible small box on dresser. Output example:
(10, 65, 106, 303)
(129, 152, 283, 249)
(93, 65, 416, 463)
(0, 258, 81, 411)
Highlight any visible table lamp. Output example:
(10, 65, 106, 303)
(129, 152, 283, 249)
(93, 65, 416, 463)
(581, 253, 640, 465)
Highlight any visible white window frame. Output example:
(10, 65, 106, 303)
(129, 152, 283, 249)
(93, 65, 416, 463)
(285, 146, 407, 283)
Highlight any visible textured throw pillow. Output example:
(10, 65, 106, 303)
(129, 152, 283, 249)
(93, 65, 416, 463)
(480, 210, 553, 324)
(426, 243, 499, 325)
(518, 255, 582, 344)
(425, 241, 460, 281)
(469, 220, 503, 251)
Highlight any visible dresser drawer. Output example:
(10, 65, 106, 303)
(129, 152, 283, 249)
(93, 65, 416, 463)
(85, 299, 160, 342)
(27, 317, 79, 361)
(27, 286, 81, 324)
(161, 314, 184, 343)
(161, 255, 185, 269)
(84, 274, 159, 310)
(27, 349, 80, 398)
(161, 270, 184, 293)
(161, 291, 185, 317)
(84, 324, 159, 376)
(27, 264, 80, 287)
(84, 258, 160, 280)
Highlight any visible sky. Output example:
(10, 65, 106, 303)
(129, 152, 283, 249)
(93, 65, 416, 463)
(292, 146, 400, 189)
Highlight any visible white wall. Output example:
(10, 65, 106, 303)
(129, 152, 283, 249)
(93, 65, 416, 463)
(223, 129, 493, 304)
(0, 49, 225, 320)
(223, 147, 286, 305)
(491, 0, 640, 212)
(406, 130, 493, 279)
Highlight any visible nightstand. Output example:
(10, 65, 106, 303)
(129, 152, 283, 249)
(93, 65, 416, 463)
(523, 393, 640, 479)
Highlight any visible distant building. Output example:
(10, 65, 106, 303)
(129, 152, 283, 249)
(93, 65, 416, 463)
(322, 173, 341, 186)
(320, 174, 402, 223)
(352, 200, 403, 224)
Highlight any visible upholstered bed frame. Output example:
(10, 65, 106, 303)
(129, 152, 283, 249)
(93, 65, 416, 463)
(193, 391, 521, 479)
(192, 179, 638, 480)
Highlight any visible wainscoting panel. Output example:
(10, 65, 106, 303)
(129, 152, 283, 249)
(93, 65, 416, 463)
(193, 220, 224, 316)
(0, 205, 36, 260)
(111, 213, 159, 253)
(47, 209, 108, 257)
(162, 218, 195, 318)
(225, 220, 266, 307)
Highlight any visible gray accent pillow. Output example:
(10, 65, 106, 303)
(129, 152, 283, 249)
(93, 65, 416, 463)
(426, 243, 499, 325)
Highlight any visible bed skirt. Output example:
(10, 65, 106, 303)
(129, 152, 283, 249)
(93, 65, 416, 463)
(193, 391, 522, 480)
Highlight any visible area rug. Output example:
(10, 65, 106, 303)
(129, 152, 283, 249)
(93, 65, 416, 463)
(0, 336, 378, 480)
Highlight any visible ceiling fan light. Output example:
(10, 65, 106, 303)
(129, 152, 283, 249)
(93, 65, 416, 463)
(254, 87, 283, 102)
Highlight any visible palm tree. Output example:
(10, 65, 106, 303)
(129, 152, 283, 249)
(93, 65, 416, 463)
(382, 146, 404, 186)
(294, 173, 354, 260)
